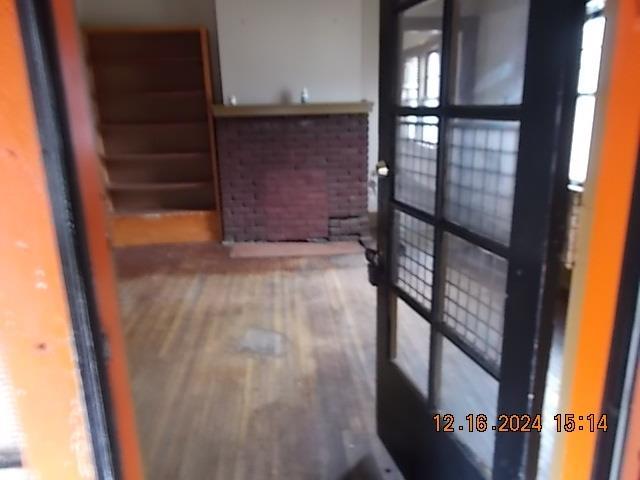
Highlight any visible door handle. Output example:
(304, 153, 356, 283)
(376, 160, 390, 177)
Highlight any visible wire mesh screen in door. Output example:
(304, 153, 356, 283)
(445, 120, 519, 246)
(392, 119, 515, 370)
(392, 211, 436, 312)
(395, 116, 439, 215)
(443, 234, 508, 369)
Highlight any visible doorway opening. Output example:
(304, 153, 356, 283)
(64, 1, 390, 478)
(12, 0, 619, 479)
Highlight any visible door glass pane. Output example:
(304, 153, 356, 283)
(439, 338, 498, 477)
(395, 116, 439, 214)
(444, 119, 519, 245)
(568, 95, 596, 185)
(443, 233, 508, 369)
(399, 0, 444, 107)
(568, 16, 605, 186)
(392, 210, 435, 311)
(577, 16, 606, 96)
(393, 298, 431, 397)
(450, 0, 530, 105)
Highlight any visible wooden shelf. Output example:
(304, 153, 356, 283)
(85, 27, 222, 242)
(110, 209, 221, 247)
(212, 102, 373, 118)
(100, 122, 209, 155)
(91, 57, 202, 65)
(113, 208, 210, 216)
(108, 181, 211, 192)
(94, 89, 205, 98)
(105, 153, 212, 184)
(90, 60, 204, 94)
(95, 91, 206, 123)
(85, 29, 204, 62)
(100, 121, 207, 128)
(109, 184, 214, 211)
(95, 89, 204, 99)
(103, 152, 209, 162)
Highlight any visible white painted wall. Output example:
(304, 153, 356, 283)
(361, 0, 380, 212)
(216, 0, 359, 104)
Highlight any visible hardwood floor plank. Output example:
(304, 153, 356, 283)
(114, 244, 560, 480)
(114, 245, 403, 479)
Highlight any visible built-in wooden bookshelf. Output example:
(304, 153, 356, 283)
(84, 28, 222, 246)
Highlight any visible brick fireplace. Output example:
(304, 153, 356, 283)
(214, 103, 371, 242)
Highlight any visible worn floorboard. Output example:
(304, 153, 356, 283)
(116, 244, 401, 480)
(115, 243, 561, 480)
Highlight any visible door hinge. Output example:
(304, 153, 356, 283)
(364, 246, 381, 287)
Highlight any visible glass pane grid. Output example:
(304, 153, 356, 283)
(395, 116, 439, 214)
(443, 234, 508, 369)
(392, 2, 538, 476)
(445, 120, 519, 245)
(393, 210, 435, 312)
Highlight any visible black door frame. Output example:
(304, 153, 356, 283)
(376, 0, 584, 478)
(16, 0, 119, 478)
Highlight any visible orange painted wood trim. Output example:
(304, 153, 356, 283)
(83, 25, 204, 33)
(48, 2, 145, 479)
(554, 0, 640, 477)
(111, 211, 220, 247)
(200, 28, 224, 240)
(0, 1, 96, 477)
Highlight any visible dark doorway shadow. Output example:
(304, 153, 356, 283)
(339, 455, 390, 480)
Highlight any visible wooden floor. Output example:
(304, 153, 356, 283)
(116, 244, 402, 480)
(115, 243, 562, 480)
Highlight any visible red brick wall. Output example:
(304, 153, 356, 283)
(216, 114, 369, 242)
(261, 169, 328, 241)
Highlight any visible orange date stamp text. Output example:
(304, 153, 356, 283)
(432, 413, 608, 433)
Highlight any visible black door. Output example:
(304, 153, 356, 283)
(374, 0, 583, 478)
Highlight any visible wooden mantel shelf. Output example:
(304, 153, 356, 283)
(212, 102, 373, 118)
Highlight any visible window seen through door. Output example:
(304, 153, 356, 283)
(401, 51, 441, 110)
(402, 51, 441, 142)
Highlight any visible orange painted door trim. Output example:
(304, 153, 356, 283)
(552, 0, 640, 477)
(0, 1, 97, 477)
(48, 2, 145, 479)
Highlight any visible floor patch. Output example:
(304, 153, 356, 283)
(237, 327, 287, 357)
